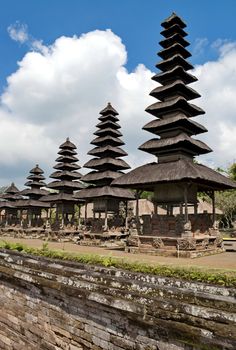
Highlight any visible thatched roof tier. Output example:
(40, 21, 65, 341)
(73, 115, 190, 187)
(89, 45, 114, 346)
(111, 159, 236, 191)
(27, 174, 45, 181)
(30, 165, 44, 174)
(159, 33, 189, 49)
(58, 148, 77, 156)
(41, 193, 81, 203)
(50, 171, 82, 180)
(161, 12, 186, 29)
(0, 201, 16, 209)
(81, 170, 122, 183)
(98, 113, 119, 122)
(53, 162, 81, 171)
(88, 145, 127, 158)
(100, 102, 119, 116)
(156, 55, 193, 72)
(91, 135, 124, 146)
(145, 96, 205, 118)
(161, 24, 187, 39)
(152, 66, 197, 85)
(0, 183, 22, 202)
(15, 199, 50, 208)
(47, 180, 83, 190)
(59, 138, 76, 149)
(24, 180, 47, 188)
(75, 186, 135, 200)
(143, 114, 207, 136)
(150, 80, 200, 101)
(84, 157, 130, 171)
(55, 155, 79, 163)
(94, 127, 122, 137)
(139, 133, 212, 156)
(96, 120, 121, 129)
(158, 43, 191, 60)
(20, 188, 48, 197)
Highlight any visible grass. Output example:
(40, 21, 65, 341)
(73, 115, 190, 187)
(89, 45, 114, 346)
(0, 240, 236, 287)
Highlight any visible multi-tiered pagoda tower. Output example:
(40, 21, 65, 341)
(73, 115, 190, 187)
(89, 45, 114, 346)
(76, 103, 134, 229)
(112, 13, 236, 256)
(42, 138, 83, 227)
(17, 165, 50, 227)
(0, 183, 22, 226)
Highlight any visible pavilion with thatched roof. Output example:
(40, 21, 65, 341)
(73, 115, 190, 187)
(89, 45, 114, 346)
(112, 13, 236, 256)
(41, 138, 84, 229)
(16, 165, 50, 228)
(0, 183, 22, 226)
(75, 103, 134, 231)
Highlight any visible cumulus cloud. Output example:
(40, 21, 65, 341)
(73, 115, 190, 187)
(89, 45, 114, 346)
(1, 28, 236, 187)
(193, 37, 209, 56)
(7, 22, 29, 44)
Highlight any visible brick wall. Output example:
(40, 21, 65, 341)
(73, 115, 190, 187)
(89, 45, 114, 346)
(0, 250, 235, 350)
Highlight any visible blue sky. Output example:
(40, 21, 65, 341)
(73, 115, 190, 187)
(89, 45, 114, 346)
(0, 0, 236, 89)
(1, 0, 236, 186)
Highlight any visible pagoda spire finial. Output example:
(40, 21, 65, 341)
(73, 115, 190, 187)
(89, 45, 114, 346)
(66, 137, 70, 141)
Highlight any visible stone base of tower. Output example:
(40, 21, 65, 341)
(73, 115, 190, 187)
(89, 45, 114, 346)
(125, 213, 224, 258)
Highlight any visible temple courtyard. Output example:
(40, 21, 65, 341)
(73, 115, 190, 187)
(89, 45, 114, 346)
(2, 237, 236, 270)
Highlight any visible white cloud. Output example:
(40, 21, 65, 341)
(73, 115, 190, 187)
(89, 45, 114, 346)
(1, 28, 236, 187)
(193, 37, 209, 56)
(7, 22, 29, 44)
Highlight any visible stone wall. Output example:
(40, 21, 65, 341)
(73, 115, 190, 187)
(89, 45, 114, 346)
(0, 249, 235, 350)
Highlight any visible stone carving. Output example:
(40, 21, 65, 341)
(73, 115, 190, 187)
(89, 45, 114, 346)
(126, 235, 140, 247)
(177, 238, 196, 250)
(214, 236, 223, 248)
(201, 238, 209, 249)
(152, 237, 164, 249)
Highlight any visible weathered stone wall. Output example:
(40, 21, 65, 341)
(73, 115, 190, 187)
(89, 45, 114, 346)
(0, 249, 235, 350)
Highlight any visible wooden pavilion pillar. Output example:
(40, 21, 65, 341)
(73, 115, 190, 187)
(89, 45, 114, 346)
(84, 202, 87, 225)
(184, 185, 188, 223)
(61, 203, 64, 228)
(211, 191, 216, 228)
(125, 200, 128, 229)
(154, 202, 158, 215)
(104, 200, 108, 231)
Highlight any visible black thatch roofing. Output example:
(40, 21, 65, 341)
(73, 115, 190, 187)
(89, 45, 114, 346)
(156, 54, 193, 72)
(75, 186, 135, 200)
(96, 120, 121, 129)
(88, 145, 127, 158)
(139, 133, 212, 156)
(15, 199, 50, 208)
(84, 157, 130, 171)
(159, 33, 189, 49)
(94, 127, 122, 137)
(143, 114, 207, 136)
(158, 43, 191, 60)
(0, 201, 16, 209)
(53, 162, 81, 170)
(30, 164, 44, 174)
(150, 80, 200, 101)
(100, 102, 118, 116)
(91, 135, 124, 146)
(161, 24, 187, 39)
(161, 12, 186, 29)
(41, 193, 81, 203)
(58, 148, 77, 156)
(111, 159, 236, 191)
(24, 180, 47, 188)
(145, 96, 205, 118)
(152, 65, 197, 85)
(0, 183, 23, 202)
(56, 155, 79, 163)
(47, 180, 83, 190)
(50, 170, 82, 180)
(4, 183, 20, 194)
(20, 188, 49, 197)
(81, 170, 122, 183)
(60, 137, 76, 149)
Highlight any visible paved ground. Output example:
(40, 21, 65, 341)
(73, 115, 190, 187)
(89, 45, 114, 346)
(2, 237, 236, 270)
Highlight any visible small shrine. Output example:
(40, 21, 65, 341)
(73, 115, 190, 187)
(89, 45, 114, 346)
(112, 13, 236, 257)
(75, 103, 134, 234)
(0, 183, 22, 226)
(17, 165, 50, 228)
(41, 138, 83, 229)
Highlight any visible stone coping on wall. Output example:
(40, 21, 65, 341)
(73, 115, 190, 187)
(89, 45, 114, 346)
(0, 249, 236, 350)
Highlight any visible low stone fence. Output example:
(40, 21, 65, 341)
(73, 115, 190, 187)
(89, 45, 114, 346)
(0, 249, 235, 350)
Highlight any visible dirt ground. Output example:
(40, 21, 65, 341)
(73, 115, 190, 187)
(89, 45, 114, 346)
(2, 237, 236, 271)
